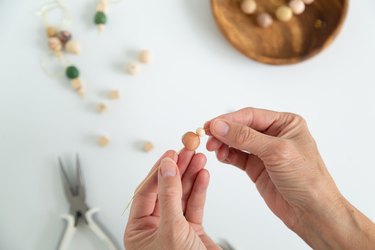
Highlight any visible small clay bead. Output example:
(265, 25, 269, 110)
(302, 0, 314, 4)
(139, 50, 152, 64)
(97, 102, 107, 113)
(289, 0, 305, 15)
(196, 128, 206, 137)
(126, 63, 141, 75)
(96, 2, 108, 12)
(241, 0, 257, 15)
(256, 13, 273, 28)
(66, 65, 80, 79)
(182, 132, 200, 151)
(48, 37, 62, 52)
(57, 30, 72, 44)
(143, 141, 154, 153)
(65, 40, 81, 55)
(77, 87, 85, 97)
(71, 78, 82, 90)
(46, 26, 57, 37)
(94, 11, 107, 25)
(276, 6, 293, 22)
(98, 136, 109, 147)
(108, 90, 120, 100)
(100, 0, 108, 4)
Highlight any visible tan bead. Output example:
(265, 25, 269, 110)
(46, 26, 57, 37)
(108, 90, 120, 100)
(182, 132, 200, 151)
(100, 0, 108, 4)
(195, 128, 206, 137)
(256, 13, 273, 28)
(126, 63, 141, 75)
(48, 37, 62, 52)
(143, 141, 154, 153)
(97, 102, 107, 113)
(71, 78, 82, 90)
(241, 0, 257, 15)
(139, 50, 152, 64)
(77, 87, 85, 97)
(97, 24, 106, 33)
(289, 0, 305, 15)
(65, 40, 81, 55)
(98, 136, 109, 147)
(276, 6, 293, 22)
(302, 0, 314, 4)
(96, 2, 108, 12)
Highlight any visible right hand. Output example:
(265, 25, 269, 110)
(205, 107, 375, 249)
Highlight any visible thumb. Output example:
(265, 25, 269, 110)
(158, 158, 183, 224)
(210, 119, 275, 156)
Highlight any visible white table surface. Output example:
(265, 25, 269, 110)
(1, 0, 374, 249)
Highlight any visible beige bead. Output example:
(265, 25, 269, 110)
(276, 6, 293, 22)
(108, 90, 120, 100)
(48, 37, 62, 52)
(96, 2, 108, 12)
(256, 13, 273, 28)
(77, 87, 85, 97)
(71, 78, 82, 90)
(98, 136, 109, 147)
(97, 24, 105, 33)
(182, 132, 200, 151)
(97, 102, 107, 113)
(139, 50, 152, 64)
(65, 40, 81, 55)
(302, 0, 314, 4)
(46, 26, 57, 37)
(126, 63, 141, 75)
(289, 0, 305, 15)
(195, 128, 206, 137)
(100, 0, 108, 4)
(241, 0, 257, 15)
(143, 141, 154, 153)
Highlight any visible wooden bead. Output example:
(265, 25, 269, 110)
(241, 0, 257, 15)
(46, 26, 57, 37)
(108, 90, 120, 100)
(139, 50, 152, 64)
(97, 102, 107, 113)
(256, 13, 273, 28)
(143, 141, 154, 152)
(182, 132, 200, 151)
(97, 24, 106, 32)
(96, 2, 108, 12)
(71, 78, 82, 90)
(48, 37, 62, 52)
(289, 0, 305, 15)
(302, 0, 314, 4)
(276, 6, 293, 22)
(196, 128, 206, 137)
(126, 63, 141, 75)
(65, 40, 81, 55)
(77, 87, 85, 97)
(57, 30, 72, 44)
(98, 136, 109, 147)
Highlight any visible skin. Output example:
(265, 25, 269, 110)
(125, 107, 375, 249)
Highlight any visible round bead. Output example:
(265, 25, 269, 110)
(94, 11, 107, 25)
(276, 6, 293, 22)
(57, 30, 72, 44)
(196, 128, 206, 137)
(241, 0, 257, 15)
(98, 136, 109, 147)
(96, 2, 108, 12)
(65, 40, 81, 55)
(65, 66, 80, 79)
(182, 132, 200, 151)
(302, 0, 314, 4)
(256, 13, 273, 28)
(48, 37, 62, 52)
(46, 26, 57, 37)
(139, 50, 152, 64)
(143, 141, 154, 152)
(126, 63, 141, 75)
(71, 78, 82, 90)
(97, 102, 107, 113)
(289, 0, 305, 15)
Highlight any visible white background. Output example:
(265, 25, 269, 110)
(1, 0, 374, 249)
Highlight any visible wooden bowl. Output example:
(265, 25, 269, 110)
(211, 0, 349, 65)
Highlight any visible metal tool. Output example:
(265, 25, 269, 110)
(218, 239, 236, 250)
(58, 155, 119, 250)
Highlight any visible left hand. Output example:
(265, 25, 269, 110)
(124, 149, 219, 250)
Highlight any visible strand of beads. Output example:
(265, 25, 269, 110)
(94, 0, 108, 32)
(47, 27, 81, 56)
(66, 65, 84, 97)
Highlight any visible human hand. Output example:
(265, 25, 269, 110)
(124, 149, 220, 250)
(205, 107, 375, 249)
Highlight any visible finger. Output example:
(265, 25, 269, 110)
(158, 158, 184, 226)
(216, 144, 230, 162)
(152, 148, 195, 216)
(185, 169, 210, 225)
(206, 136, 222, 151)
(129, 150, 177, 220)
(181, 153, 207, 211)
(210, 119, 276, 157)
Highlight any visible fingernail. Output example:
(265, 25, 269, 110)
(213, 120, 229, 137)
(160, 158, 177, 177)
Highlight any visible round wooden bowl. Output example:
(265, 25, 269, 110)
(211, 0, 349, 65)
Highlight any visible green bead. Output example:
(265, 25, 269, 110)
(66, 65, 79, 79)
(94, 11, 107, 25)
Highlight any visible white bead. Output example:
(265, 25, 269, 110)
(65, 40, 81, 55)
(289, 0, 305, 15)
(241, 0, 257, 15)
(196, 128, 206, 137)
(97, 24, 105, 33)
(126, 62, 141, 75)
(256, 13, 273, 28)
(139, 50, 152, 64)
(276, 6, 293, 22)
(302, 0, 314, 4)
